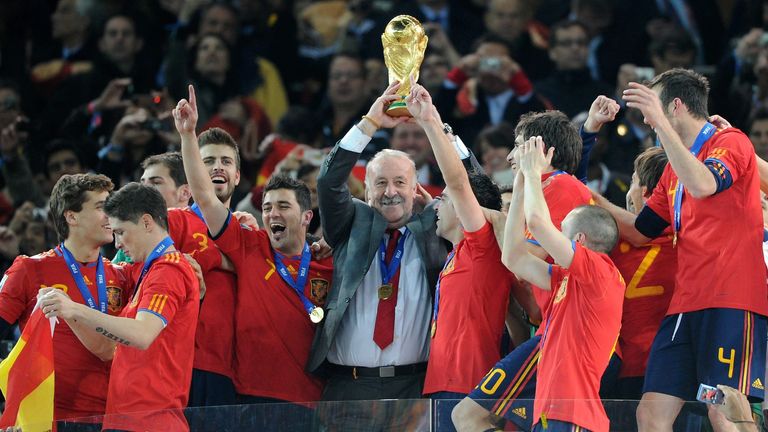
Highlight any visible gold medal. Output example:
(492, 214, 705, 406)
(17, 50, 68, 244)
(378, 283, 394, 300)
(309, 306, 324, 323)
(431, 321, 436, 338)
(672, 232, 677, 247)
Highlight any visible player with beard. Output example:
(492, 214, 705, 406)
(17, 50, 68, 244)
(0, 174, 132, 431)
(175, 85, 333, 429)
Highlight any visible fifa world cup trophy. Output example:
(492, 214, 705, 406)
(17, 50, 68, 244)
(381, 15, 428, 117)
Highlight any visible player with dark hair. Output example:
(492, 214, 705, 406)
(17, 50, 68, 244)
(40, 182, 199, 431)
(175, 85, 332, 428)
(404, 81, 514, 430)
(594, 68, 768, 429)
(453, 96, 620, 431)
(499, 137, 623, 431)
(607, 147, 676, 401)
(0, 174, 130, 429)
(140, 152, 191, 209)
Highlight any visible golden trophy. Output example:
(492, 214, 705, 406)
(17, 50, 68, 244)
(381, 15, 428, 117)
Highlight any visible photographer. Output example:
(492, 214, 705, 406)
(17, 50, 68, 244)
(96, 105, 170, 186)
(435, 34, 548, 145)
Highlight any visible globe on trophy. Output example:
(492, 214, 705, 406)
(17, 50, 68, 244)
(381, 15, 429, 117)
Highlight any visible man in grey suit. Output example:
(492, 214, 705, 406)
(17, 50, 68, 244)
(309, 81, 480, 429)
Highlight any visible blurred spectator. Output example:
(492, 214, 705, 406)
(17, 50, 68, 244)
(420, 52, 452, 97)
(319, 53, 387, 159)
(475, 122, 517, 185)
(436, 35, 548, 146)
(649, 26, 696, 74)
(29, 0, 96, 97)
(591, 64, 656, 176)
(572, 0, 651, 86)
(534, 19, 613, 118)
(7, 202, 50, 256)
(748, 107, 768, 160)
(483, 0, 553, 81)
(711, 28, 764, 127)
(166, 32, 272, 146)
(44, 139, 86, 191)
(96, 106, 168, 187)
(44, 13, 155, 140)
(392, 0, 484, 55)
(167, 2, 289, 127)
(390, 122, 444, 197)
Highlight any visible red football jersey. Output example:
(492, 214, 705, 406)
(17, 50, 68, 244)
(611, 232, 676, 377)
(645, 128, 768, 316)
(423, 222, 513, 395)
(213, 214, 333, 402)
(0, 247, 131, 421)
(167, 208, 236, 378)
(529, 172, 594, 330)
(535, 244, 624, 432)
(103, 252, 199, 431)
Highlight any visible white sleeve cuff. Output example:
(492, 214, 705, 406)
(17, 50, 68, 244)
(339, 125, 373, 153)
(453, 135, 470, 159)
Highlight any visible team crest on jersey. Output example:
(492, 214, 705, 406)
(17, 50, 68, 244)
(310, 279, 329, 305)
(554, 276, 568, 304)
(107, 286, 123, 312)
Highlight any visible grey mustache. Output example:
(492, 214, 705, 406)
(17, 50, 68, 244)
(380, 195, 404, 205)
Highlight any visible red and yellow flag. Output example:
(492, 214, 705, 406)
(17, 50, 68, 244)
(0, 306, 55, 432)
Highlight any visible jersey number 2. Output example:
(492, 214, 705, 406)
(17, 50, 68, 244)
(622, 243, 664, 299)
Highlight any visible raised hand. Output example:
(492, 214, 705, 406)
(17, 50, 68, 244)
(584, 95, 620, 133)
(518, 136, 553, 178)
(173, 85, 199, 136)
(708, 114, 732, 130)
(623, 82, 669, 130)
(405, 76, 436, 122)
(363, 81, 409, 130)
(91, 78, 132, 112)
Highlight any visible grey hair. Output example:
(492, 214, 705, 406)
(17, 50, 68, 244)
(365, 149, 418, 190)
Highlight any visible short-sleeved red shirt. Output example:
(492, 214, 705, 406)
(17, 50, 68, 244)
(529, 172, 593, 329)
(103, 251, 199, 431)
(535, 244, 624, 432)
(214, 215, 333, 402)
(0, 247, 131, 421)
(423, 222, 513, 395)
(644, 128, 768, 316)
(167, 208, 236, 378)
(611, 232, 676, 378)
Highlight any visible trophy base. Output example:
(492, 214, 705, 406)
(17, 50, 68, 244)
(386, 101, 411, 118)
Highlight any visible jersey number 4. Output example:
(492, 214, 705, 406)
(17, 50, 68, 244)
(620, 242, 664, 299)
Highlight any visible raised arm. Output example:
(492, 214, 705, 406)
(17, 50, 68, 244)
(317, 81, 406, 247)
(519, 137, 577, 268)
(590, 191, 653, 246)
(577, 95, 620, 182)
(174, 85, 230, 235)
(624, 82, 716, 198)
(501, 172, 550, 289)
(406, 80, 485, 232)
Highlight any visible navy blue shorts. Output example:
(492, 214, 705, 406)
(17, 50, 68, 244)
(532, 419, 591, 432)
(468, 336, 540, 429)
(643, 308, 766, 401)
(469, 335, 623, 430)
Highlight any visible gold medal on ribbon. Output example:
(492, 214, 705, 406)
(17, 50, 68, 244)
(309, 306, 324, 323)
(431, 320, 436, 338)
(378, 283, 394, 300)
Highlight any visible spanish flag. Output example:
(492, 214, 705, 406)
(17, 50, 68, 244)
(0, 304, 56, 431)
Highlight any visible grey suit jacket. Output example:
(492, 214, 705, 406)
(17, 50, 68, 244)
(307, 141, 481, 375)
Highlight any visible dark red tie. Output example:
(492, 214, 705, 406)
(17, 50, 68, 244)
(373, 229, 401, 349)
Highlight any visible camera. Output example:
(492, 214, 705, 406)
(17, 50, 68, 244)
(478, 57, 502, 73)
(140, 118, 173, 133)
